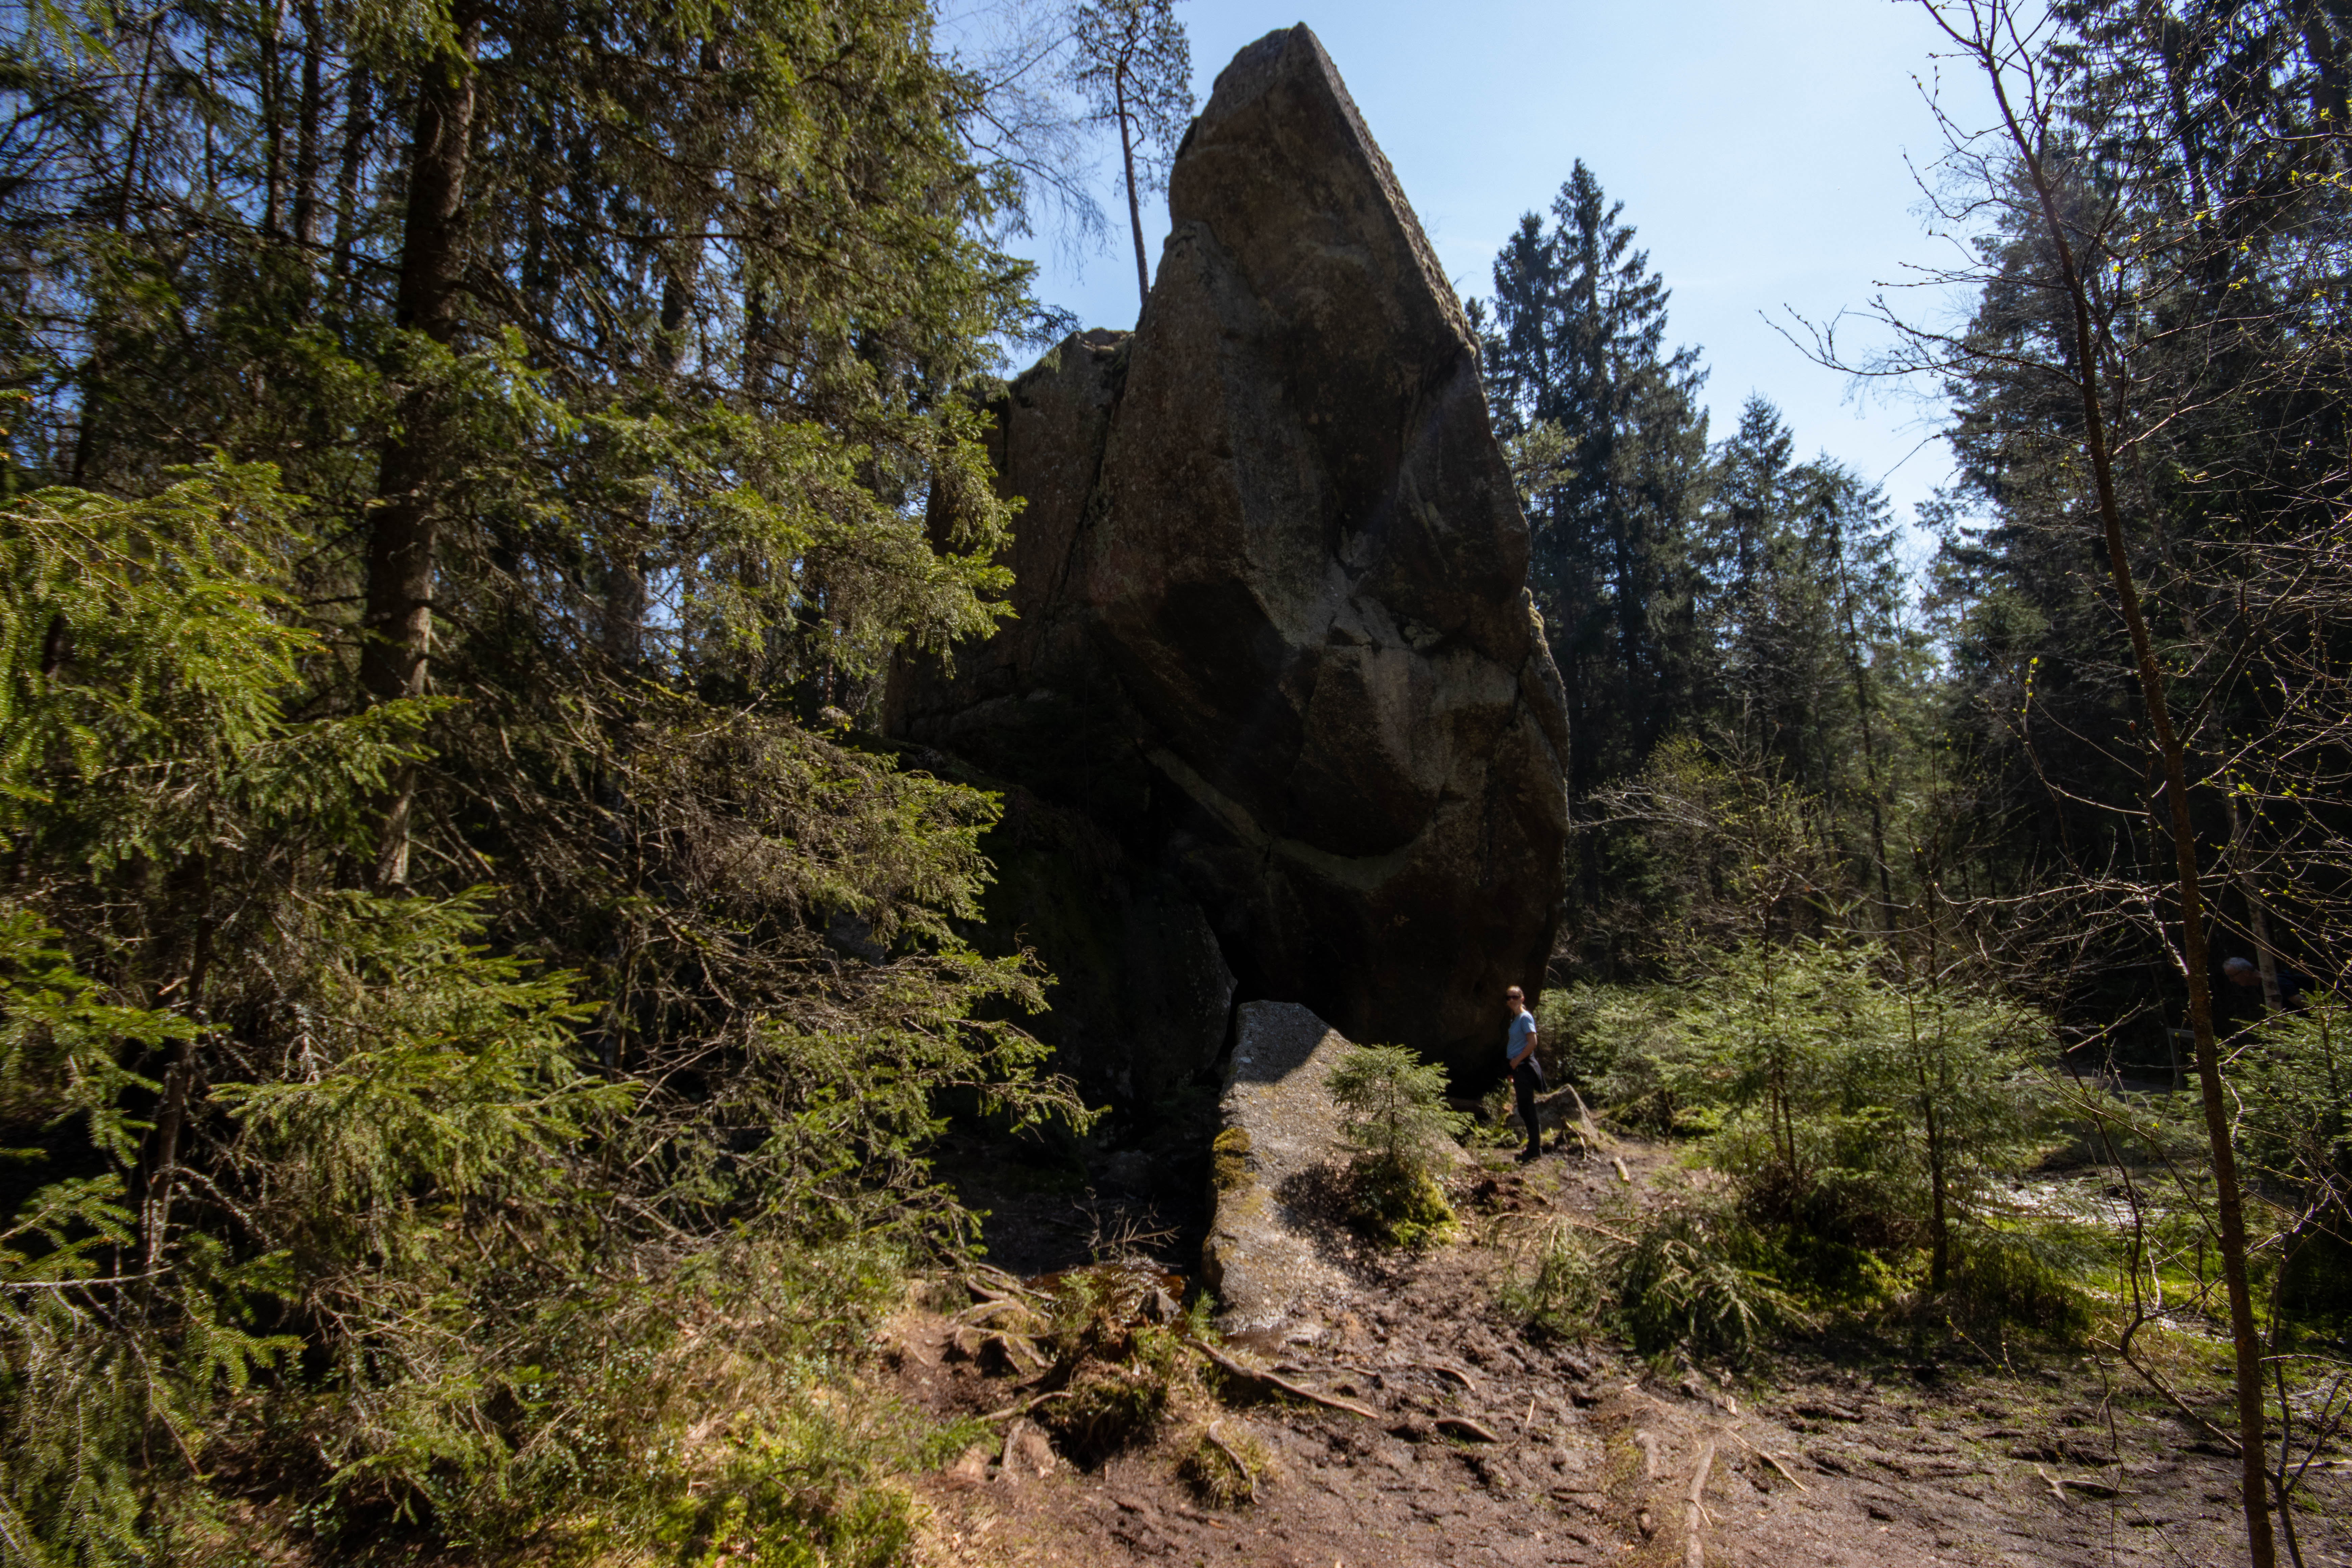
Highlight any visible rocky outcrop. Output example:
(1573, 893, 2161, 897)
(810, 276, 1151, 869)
(973, 786, 1236, 1110)
(1201, 1002, 1356, 1331)
(887, 25, 1568, 1078)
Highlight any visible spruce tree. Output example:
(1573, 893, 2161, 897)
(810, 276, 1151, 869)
(0, 0, 1088, 1554)
(1480, 161, 1709, 884)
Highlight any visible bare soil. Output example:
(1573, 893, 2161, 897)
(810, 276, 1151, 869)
(900, 1137, 2351, 1568)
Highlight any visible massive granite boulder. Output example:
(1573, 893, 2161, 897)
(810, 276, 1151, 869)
(888, 25, 1569, 1076)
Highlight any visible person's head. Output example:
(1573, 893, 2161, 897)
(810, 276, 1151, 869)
(1505, 984, 1525, 1014)
(2224, 956, 2259, 989)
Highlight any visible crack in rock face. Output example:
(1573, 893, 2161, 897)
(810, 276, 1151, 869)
(887, 24, 1569, 1077)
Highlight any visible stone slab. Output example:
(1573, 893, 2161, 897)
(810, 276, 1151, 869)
(1201, 1000, 1355, 1332)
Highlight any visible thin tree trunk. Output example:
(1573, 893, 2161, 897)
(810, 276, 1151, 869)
(72, 9, 165, 486)
(262, 0, 287, 239)
(605, 267, 688, 668)
(2227, 792, 2285, 1011)
(364, 4, 481, 887)
(292, 0, 324, 252)
(1117, 62, 1148, 311)
(1826, 506, 1897, 929)
(331, 64, 373, 303)
(140, 852, 211, 1278)
(1938, 10, 2277, 1560)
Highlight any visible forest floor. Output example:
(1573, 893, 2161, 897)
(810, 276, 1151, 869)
(904, 1134, 2352, 1568)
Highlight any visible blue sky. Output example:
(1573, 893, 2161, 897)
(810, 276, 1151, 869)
(958, 1, 1996, 560)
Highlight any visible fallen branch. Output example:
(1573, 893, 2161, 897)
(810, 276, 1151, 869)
(2033, 1465, 2118, 1500)
(1437, 1415, 1500, 1443)
(1722, 1428, 1808, 1493)
(952, 1298, 1034, 1328)
(2111, 1332, 2243, 1455)
(1612, 1156, 1632, 1184)
(977, 1389, 1075, 1424)
(1205, 1420, 1258, 1503)
(1683, 1439, 1716, 1568)
(1416, 1360, 1478, 1394)
(1560, 1212, 1636, 1246)
(1195, 1341, 1381, 1420)
(1482, 1209, 1637, 1251)
(964, 1264, 1044, 1301)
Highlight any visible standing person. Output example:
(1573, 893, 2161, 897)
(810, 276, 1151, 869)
(1505, 985, 1544, 1161)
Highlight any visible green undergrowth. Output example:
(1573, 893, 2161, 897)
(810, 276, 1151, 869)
(1176, 1420, 1270, 1508)
(1032, 1262, 1212, 1466)
(1503, 947, 2126, 1364)
(1498, 1183, 2097, 1370)
(1329, 1044, 1470, 1249)
(0, 472, 1092, 1566)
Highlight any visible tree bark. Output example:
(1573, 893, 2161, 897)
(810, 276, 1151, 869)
(330, 64, 372, 302)
(292, 0, 324, 252)
(364, 2, 481, 886)
(1937, 9, 2277, 1561)
(262, 0, 287, 239)
(1117, 60, 1148, 312)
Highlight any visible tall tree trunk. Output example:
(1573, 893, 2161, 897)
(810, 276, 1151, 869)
(364, 3, 481, 887)
(292, 0, 324, 252)
(2293, 0, 2350, 133)
(71, 11, 164, 486)
(262, 0, 287, 238)
(1936, 9, 2277, 1560)
(605, 267, 689, 668)
(2226, 793, 2285, 1011)
(140, 851, 211, 1279)
(1117, 61, 1148, 312)
(1826, 506, 1897, 929)
(331, 64, 373, 304)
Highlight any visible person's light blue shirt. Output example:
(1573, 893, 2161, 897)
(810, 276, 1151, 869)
(1505, 1010, 1536, 1067)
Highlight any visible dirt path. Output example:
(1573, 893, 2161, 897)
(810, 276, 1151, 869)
(901, 1141, 2350, 1568)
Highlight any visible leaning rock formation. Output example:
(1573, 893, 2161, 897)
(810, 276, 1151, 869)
(888, 25, 1569, 1075)
(1202, 1002, 1356, 1331)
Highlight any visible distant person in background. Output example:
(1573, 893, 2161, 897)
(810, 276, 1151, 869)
(1505, 985, 1544, 1161)
(2224, 955, 2307, 1012)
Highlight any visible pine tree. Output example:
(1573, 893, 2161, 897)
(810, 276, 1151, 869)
(1068, 0, 1193, 311)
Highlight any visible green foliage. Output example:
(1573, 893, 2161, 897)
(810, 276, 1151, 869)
(1328, 1044, 1469, 1248)
(2232, 996, 2352, 1330)
(1024, 1263, 1191, 1466)
(1476, 161, 1710, 812)
(2235, 996, 2348, 1205)
(1176, 1421, 1268, 1509)
(1587, 942, 2052, 1256)
(1937, 1229, 2093, 1339)
(0, 55, 1085, 1536)
(1617, 1199, 1810, 1364)
(1542, 942, 2057, 1350)
(1497, 1222, 1610, 1342)
(1537, 981, 1696, 1133)
(1329, 1044, 1469, 1179)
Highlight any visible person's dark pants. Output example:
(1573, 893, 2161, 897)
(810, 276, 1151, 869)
(1513, 1060, 1543, 1157)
